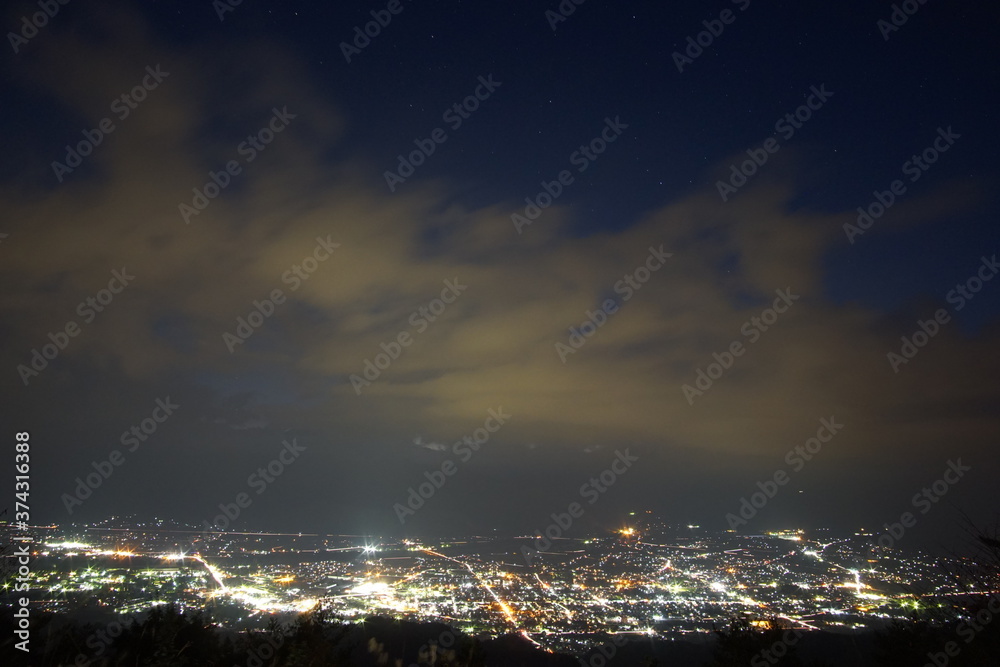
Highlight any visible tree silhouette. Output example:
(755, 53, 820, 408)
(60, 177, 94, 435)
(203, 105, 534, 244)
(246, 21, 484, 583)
(706, 616, 811, 667)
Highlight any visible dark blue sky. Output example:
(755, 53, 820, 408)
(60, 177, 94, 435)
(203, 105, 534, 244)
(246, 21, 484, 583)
(11, 2, 997, 308)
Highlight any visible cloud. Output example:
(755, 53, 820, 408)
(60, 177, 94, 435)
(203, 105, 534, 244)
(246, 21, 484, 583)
(413, 436, 447, 452)
(2, 3, 998, 533)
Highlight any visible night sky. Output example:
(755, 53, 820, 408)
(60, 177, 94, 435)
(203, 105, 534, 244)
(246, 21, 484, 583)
(2, 0, 999, 546)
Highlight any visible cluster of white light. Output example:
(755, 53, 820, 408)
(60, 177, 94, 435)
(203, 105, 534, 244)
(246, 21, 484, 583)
(214, 585, 317, 613)
(95, 550, 135, 557)
(349, 581, 392, 596)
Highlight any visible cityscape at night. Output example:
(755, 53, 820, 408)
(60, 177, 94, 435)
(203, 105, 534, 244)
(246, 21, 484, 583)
(4, 515, 1000, 664)
(3, 0, 1000, 664)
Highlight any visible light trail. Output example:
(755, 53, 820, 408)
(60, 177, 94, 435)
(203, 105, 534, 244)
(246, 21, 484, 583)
(421, 549, 522, 630)
(161, 552, 228, 590)
(777, 614, 819, 631)
(533, 573, 573, 620)
(90, 527, 321, 537)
